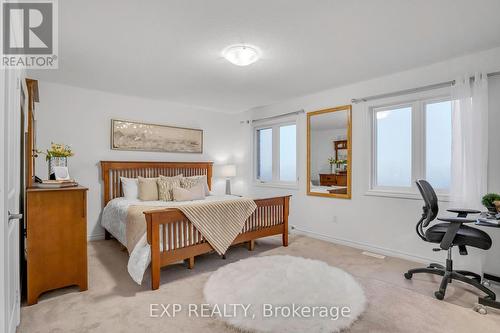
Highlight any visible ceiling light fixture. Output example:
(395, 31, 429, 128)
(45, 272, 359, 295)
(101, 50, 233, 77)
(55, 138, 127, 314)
(222, 44, 261, 66)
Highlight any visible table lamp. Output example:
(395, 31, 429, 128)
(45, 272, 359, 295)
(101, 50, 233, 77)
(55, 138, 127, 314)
(219, 164, 236, 195)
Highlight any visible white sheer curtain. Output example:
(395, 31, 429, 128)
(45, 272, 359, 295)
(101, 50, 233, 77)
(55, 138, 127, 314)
(450, 72, 489, 209)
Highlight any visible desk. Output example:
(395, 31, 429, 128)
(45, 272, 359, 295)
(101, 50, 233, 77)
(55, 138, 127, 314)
(474, 214, 500, 312)
(475, 220, 500, 227)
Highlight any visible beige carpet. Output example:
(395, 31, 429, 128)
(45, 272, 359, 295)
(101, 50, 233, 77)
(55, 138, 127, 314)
(19, 235, 500, 333)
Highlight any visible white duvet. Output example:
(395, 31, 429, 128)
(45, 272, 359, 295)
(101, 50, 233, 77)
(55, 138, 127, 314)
(101, 195, 240, 285)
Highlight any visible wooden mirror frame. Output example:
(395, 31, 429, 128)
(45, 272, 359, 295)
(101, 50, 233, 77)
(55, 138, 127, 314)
(307, 105, 352, 199)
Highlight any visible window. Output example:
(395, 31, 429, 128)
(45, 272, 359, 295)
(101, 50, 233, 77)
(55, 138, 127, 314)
(371, 96, 452, 197)
(279, 124, 297, 182)
(375, 105, 412, 187)
(256, 128, 273, 182)
(255, 119, 298, 186)
(425, 101, 452, 189)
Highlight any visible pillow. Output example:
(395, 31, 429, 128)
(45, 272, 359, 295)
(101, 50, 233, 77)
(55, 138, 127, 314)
(137, 177, 159, 201)
(120, 177, 139, 199)
(173, 183, 206, 202)
(157, 175, 182, 201)
(180, 175, 209, 195)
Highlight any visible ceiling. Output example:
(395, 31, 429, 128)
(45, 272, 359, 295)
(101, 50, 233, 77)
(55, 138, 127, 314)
(31, 0, 500, 113)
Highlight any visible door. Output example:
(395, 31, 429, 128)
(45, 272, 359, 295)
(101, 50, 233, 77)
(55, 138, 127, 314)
(1, 69, 23, 333)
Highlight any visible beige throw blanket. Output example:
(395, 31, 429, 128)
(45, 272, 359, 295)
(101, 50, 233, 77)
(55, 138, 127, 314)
(126, 206, 163, 254)
(126, 198, 257, 255)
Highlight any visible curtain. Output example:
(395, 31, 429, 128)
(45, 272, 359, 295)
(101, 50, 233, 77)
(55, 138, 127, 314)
(450, 73, 489, 209)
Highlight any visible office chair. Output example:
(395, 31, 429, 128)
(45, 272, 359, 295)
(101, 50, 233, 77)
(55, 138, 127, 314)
(404, 179, 496, 301)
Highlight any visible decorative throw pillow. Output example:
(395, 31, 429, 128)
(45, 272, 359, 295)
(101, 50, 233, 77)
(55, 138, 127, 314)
(120, 177, 138, 199)
(157, 175, 182, 201)
(138, 177, 159, 201)
(173, 183, 206, 201)
(180, 175, 209, 195)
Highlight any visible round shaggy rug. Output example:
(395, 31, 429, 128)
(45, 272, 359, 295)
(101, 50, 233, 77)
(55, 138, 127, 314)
(204, 255, 366, 333)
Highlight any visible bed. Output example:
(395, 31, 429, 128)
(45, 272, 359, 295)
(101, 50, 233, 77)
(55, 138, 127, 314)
(310, 184, 347, 194)
(100, 161, 291, 289)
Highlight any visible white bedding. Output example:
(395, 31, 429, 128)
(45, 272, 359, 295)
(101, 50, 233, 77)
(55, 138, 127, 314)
(101, 195, 240, 284)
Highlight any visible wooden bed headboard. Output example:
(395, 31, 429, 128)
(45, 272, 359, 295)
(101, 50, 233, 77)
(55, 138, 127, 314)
(100, 161, 213, 206)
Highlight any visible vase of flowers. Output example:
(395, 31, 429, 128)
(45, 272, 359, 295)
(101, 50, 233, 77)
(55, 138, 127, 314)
(328, 157, 336, 173)
(38, 143, 74, 179)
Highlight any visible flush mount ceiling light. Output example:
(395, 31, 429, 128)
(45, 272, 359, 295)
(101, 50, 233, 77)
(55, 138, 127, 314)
(222, 44, 261, 66)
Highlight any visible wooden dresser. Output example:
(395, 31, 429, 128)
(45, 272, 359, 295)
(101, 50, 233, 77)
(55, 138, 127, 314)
(319, 172, 347, 186)
(26, 186, 88, 305)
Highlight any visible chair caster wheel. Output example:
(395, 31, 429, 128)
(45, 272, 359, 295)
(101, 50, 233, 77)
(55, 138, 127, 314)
(404, 272, 412, 280)
(473, 304, 487, 315)
(434, 291, 444, 300)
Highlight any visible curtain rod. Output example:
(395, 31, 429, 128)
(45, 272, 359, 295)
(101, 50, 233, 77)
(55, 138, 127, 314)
(250, 109, 304, 123)
(351, 71, 500, 104)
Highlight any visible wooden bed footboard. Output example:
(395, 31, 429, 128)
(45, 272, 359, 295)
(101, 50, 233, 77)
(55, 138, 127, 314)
(144, 196, 291, 290)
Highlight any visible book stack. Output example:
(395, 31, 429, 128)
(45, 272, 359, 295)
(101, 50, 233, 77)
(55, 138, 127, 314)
(36, 179, 79, 188)
(477, 212, 500, 226)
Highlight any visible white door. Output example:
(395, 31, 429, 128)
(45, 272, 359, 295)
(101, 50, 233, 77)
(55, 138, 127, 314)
(0, 69, 23, 333)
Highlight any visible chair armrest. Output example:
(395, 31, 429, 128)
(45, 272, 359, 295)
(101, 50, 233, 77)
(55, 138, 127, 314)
(437, 217, 476, 223)
(439, 222, 461, 250)
(447, 208, 481, 217)
(437, 216, 477, 250)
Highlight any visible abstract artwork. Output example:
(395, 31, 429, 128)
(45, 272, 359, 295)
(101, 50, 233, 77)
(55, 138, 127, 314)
(111, 119, 203, 153)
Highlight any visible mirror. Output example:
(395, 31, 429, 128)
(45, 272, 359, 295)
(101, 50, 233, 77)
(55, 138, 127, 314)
(307, 105, 352, 198)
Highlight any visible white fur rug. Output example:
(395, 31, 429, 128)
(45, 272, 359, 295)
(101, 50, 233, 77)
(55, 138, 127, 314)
(204, 255, 366, 333)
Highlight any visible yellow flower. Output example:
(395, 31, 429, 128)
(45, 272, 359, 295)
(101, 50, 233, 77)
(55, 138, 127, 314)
(44, 142, 74, 159)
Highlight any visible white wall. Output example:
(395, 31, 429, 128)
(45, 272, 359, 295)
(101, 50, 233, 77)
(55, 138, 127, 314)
(34, 82, 246, 240)
(242, 47, 500, 274)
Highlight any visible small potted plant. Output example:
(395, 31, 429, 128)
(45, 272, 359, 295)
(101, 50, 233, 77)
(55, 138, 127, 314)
(481, 193, 500, 213)
(336, 159, 347, 172)
(38, 142, 74, 179)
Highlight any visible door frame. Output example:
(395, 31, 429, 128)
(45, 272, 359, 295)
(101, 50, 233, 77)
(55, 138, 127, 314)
(1, 68, 25, 333)
(0, 66, 7, 333)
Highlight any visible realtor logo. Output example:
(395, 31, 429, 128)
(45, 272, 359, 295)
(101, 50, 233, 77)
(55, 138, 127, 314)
(1, 0, 58, 68)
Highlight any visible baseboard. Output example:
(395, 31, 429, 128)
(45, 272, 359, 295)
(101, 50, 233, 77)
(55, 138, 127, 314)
(291, 227, 442, 265)
(88, 233, 105, 241)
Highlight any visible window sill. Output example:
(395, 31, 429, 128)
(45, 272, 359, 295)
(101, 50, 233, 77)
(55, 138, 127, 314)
(365, 189, 450, 202)
(253, 181, 299, 190)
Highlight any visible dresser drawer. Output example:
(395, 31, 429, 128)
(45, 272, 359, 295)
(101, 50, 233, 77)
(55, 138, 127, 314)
(319, 174, 337, 186)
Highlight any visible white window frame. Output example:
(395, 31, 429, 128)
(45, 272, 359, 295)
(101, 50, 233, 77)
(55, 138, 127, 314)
(253, 115, 299, 189)
(366, 89, 451, 201)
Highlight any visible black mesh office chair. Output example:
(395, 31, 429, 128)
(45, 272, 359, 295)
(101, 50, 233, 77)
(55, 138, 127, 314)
(404, 179, 496, 301)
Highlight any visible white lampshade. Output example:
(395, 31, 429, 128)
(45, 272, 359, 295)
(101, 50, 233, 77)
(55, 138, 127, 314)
(219, 164, 236, 178)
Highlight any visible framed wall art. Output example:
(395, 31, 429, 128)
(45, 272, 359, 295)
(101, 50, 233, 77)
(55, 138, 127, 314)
(111, 119, 203, 153)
